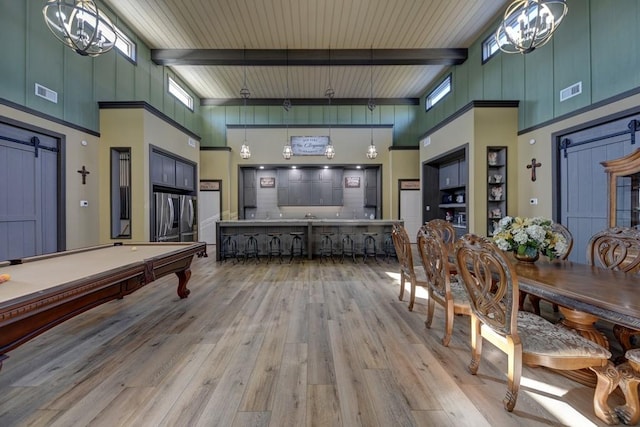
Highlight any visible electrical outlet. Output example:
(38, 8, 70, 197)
(80, 200, 89, 207)
(529, 198, 538, 205)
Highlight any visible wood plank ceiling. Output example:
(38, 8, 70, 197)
(103, 0, 512, 103)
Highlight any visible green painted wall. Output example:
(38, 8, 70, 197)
(199, 103, 421, 148)
(0, 1, 201, 135)
(420, 0, 640, 135)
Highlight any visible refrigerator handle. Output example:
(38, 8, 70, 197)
(157, 194, 166, 239)
(168, 197, 175, 232)
(189, 198, 195, 227)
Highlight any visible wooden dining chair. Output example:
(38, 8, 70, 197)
(453, 234, 618, 424)
(422, 219, 457, 274)
(587, 227, 640, 353)
(391, 223, 427, 311)
(521, 222, 574, 315)
(417, 225, 471, 346)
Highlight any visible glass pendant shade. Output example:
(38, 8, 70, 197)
(240, 142, 251, 159)
(282, 142, 292, 160)
(43, 0, 117, 57)
(366, 142, 378, 160)
(325, 141, 335, 159)
(496, 0, 568, 54)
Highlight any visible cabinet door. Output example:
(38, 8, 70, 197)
(243, 169, 257, 207)
(277, 188, 289, 205)
(312, 181, 333, 205)
(439, 161, 458, 188)
(332, 169, 343, 188)
(364, 169, 378, 207)
(151, 151, 164, 184)
(277, 169, 289, 187)
(458, 159, 467, 186)
(175, 161, 195, 191)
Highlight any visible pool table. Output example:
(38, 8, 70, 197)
(0, 241, 207, 372)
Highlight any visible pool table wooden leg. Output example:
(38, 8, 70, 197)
(176, 268, 192, 298)
(0, 354, 7, 372)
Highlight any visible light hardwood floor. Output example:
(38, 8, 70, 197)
(0, 248, 624, 426)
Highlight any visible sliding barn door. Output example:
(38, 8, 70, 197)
(559, 117, 639, 263)
(0, 122, 59, 260)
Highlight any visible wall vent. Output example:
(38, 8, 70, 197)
(560, 81, 582, 102)
(35, 83, 58, 103)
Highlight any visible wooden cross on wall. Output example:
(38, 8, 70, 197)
(526, 158, 542, 182)
(77, 165, 90, 185)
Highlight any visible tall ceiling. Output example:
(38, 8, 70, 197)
(103, 0, 512, 103)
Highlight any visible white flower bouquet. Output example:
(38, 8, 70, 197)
(492, 216, 568, 260)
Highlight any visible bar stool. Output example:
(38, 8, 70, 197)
(267, 232, 283, 264)
(220, 233, 238, 263)
(243, 233, 260, 264)
(319, 232, 335, 263)
(362, 232, 378, 263)
(341, 233, 357, 263)
(289, 232, 305, 263)
(383, 232, 397, 262)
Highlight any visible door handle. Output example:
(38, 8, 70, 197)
(189, 199, 194, 227)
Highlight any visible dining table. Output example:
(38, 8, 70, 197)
(513, 257, 640, 386)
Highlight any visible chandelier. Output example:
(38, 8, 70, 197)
(496, 0, 568, 54)
(43, 0, 117, 57)
(366, 50, 378, 160)
(239, 55, 251, 160)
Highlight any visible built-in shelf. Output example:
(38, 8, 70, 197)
(487, 147, 507, 236)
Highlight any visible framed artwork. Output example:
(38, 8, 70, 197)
(399, 179, 420, 190)
(290, 136, 329, 156)
(260, 176, 276, 188)
(200, 180, 221, 191)
(345, 176, 360, 188)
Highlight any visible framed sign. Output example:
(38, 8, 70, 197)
(260, 176, 276, 188)
(291, 136, 329, 156)
(345, 176, 360, 188)
(400, 179, 420, 190)
(200, 180, 221, 191)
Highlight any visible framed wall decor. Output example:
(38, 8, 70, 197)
(200, 180, 221, 191)
(291, 136, 329, 156)
(260, 176, 276, 188)
(345, 176, 360, 188)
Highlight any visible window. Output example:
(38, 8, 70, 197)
(111, 148, 131, 239)
(426, 74, 451, 111)
(482, 33, 500, 63)
(168, 76, 194, 110)
(114, 27, 136, 62)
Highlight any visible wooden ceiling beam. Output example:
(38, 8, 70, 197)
(151, 48, 467, 66)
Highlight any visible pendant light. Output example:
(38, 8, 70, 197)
(282, 50, 293, 160)
(239, 49, 251, 159)
(43, 0, 117, 57)
(366, 48, 378, 160)
(324, 48, 336, 160)
(496, 0, 568, 54)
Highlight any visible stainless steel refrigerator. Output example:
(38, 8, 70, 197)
(153, 192, 181, 242)
(179, 194, 198, 242)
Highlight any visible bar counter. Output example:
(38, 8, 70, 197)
(215, 219, 402, 261)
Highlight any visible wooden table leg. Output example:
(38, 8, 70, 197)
(555, 307, 610, 387)
(616, 360, 640, 425)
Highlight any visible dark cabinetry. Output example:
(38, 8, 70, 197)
(277, 168, 343, 206)
(364, 168, 378, 207)
(487, 147, 507, 236)
(423, 148, 467, 237)
(243, 168, 257, 208)
(151, 150, 196, 192)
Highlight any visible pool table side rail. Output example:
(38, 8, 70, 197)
(0, 242, 205, 370)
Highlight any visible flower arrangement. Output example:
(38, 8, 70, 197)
(492, 216, 568, 260)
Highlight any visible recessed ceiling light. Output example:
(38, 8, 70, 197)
(292, 166, 297, 169)
(324, 165, 329, 169)
(259, 165, 265, 169)
(356, 165, 361, 169)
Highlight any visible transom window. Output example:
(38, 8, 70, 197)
(482, 33, 500, 63)
(426, 74, 451, 111)
(168, 76, 194, 110)
(114, 27, 136, 62)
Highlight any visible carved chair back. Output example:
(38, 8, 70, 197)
(416, 226, 450, 302)
(552, 222, 574, 260)
(587, 227, 640, 273)
(423, 219, 456, 254)
(454, 233, 518, 337)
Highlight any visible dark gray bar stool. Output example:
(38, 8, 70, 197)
(243, 233, 260, 264)
(383, 231, 397, 262)
(267, 232, 283, 263)
(289, 232, 305, 263)
(341, 233, 357, 263)
(319, 232, 335, 263)
(362, 232, 378, 263)
(220, 233, 239, 263)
